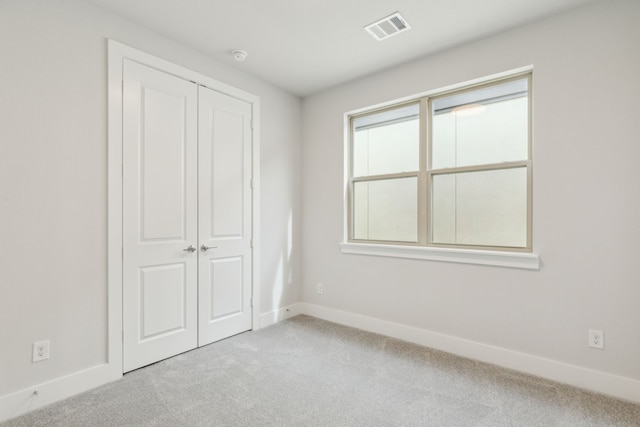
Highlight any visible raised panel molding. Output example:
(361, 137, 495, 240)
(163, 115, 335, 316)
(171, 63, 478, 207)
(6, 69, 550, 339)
(140, 263, 187, 339)
(209, 256, 244, 321)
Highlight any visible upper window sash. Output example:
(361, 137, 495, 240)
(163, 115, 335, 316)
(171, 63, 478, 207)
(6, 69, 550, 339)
(350, 102, 421, 179)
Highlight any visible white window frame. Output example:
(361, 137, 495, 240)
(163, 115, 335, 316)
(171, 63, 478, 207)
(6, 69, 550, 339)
(341, 68, 540, 270)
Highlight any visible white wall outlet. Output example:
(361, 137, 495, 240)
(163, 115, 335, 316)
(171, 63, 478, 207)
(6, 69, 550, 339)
(317, 283, 324, 295)
(33, 340, 50, 362)
(588, 329, 604, 349)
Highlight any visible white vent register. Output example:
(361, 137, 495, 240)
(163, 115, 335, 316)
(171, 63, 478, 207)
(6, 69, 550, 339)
(364, 12, 411, 41)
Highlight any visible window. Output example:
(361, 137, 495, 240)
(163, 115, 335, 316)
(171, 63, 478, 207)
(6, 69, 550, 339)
(347, 73, 532, 253)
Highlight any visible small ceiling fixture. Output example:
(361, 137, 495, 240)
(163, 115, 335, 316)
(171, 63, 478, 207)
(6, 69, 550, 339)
(364, 12, 411, 41)
(231, 50, 248, 62)
(451, 103, 487, 117)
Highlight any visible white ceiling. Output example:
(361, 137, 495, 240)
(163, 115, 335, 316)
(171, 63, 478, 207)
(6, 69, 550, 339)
(85, 0, 596, 97)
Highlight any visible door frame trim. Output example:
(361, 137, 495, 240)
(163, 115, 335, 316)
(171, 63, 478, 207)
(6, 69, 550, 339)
(107, 40, 261, 378)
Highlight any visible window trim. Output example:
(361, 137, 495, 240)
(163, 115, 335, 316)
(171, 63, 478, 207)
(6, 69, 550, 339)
(342, 67, 539, 269)
(339, 241, 540, 270)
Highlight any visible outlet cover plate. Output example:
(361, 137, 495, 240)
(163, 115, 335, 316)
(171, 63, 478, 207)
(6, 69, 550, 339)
(33, 340, 50, 362)
(588, 329, 604, 349)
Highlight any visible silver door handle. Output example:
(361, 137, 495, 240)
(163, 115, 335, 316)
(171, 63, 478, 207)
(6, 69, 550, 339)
(200, 244, 218, 252)
(183, 245, 196, 253)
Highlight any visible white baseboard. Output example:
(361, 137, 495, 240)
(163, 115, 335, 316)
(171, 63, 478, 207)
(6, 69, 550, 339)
(0, 364, 118, 423)
(298, 302, 640, 404)
(259, 303, 302, 328)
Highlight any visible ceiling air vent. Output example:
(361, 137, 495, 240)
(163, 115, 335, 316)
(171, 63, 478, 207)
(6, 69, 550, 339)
(364, 12, 411, 41)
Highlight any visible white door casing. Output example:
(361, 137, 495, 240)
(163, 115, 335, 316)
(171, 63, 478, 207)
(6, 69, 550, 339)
(122, 59, 199, 372)
(198, 87, 253, 345)
(108, 40, 261, 378)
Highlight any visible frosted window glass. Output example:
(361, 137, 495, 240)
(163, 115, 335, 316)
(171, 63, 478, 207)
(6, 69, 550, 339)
(353, 106, 419, 177)
(432, 81, 528, 169)
(432, 168, 527, 247)
(353, 177, 417, 242)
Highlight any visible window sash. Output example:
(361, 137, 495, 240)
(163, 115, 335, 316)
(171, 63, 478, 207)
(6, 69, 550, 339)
(351, 175, 419, 243)
(351, 102, 421, 179)
(427, 162, 531, 250)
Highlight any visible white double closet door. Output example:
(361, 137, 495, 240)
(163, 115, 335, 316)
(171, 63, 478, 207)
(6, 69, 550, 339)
(122, 60, 253, 372)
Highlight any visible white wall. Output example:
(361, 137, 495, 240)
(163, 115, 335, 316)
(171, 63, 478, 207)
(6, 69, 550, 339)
(0, 0, 301, 401)
(302, 0, 640, 387)
(2, 0, 638, 417)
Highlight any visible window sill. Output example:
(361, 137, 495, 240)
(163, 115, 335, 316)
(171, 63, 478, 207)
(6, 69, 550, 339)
(340, 242, 540, 270)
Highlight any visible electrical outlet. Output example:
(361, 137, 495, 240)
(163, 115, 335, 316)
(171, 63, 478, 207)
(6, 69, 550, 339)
(588, 329, 604, 349)
(33, 340, 50, 362)
(317, 283, 324, 295)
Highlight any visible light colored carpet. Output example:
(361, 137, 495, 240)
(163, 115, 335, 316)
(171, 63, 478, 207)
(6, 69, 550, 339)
(3, 315, 640, 426)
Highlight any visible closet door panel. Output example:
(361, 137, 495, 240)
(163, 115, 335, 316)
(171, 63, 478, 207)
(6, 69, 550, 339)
(208, 256, 244, 319)
(198, 86, 253, 346)
(122, 59, 198, 372)
(210, 108, 244, 238)
(140, 88, 189, 240)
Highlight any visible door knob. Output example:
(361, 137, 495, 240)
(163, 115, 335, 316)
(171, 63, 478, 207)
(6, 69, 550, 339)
(200, 244, 218, 252)
(182, 245, 196, 253)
